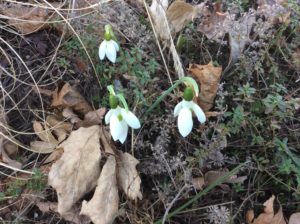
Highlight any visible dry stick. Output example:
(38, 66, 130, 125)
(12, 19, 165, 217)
(0, 162, 34, 175)
(162, 185, 187, 224)
(143, 0, 173, 85)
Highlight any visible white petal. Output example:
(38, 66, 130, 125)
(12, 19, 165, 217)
(182, 100, 194, 108)
(106, 41, 117, 63)
(99, 40, 106, 60)
(174, 101, 183, 117)
(110, 115, 122, 141)
(118, 121, 128, 144)
(178, 107, 193, 137)
(111, 40, 119, 51)
(121, 109, 141, 129)
(105, 109, 113, 124)
(192, 103, 206, 123)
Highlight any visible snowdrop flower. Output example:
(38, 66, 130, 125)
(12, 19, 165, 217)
(99, 25, 119, 63)
(105, 90, 141, 143)
(174, 87, 206, 137)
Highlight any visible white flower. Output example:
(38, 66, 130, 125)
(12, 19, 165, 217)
(105, 106, 141, 143)
(99, 39, 119, 63)
(174, 100, 206, 137)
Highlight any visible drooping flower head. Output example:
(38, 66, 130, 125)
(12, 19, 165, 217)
(99, 24, 119, 63)
(174, 78, 206, 137)
(105, 85, 141, 143)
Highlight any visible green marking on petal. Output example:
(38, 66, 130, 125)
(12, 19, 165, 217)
(117, 114, 123, 121)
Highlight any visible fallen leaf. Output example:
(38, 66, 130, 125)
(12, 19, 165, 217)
(0, 3, 61, 34)
(289, 213, 300, 224)
(192, 177, 205, 190)
(48, 125, 102, 217)
(52, 83, 93, 115)
(188, 62, 222, 111)
(204, 170, 247, 186)
(292, 49, 300, 71)
(80, 108, 106, 127)
(31, 116, 72, 154)
(36, 201, 90, 224)
(62, 108, 82, 124)
(80, 156, 119, 224)
(0, 107, 21, 169)
(246, 209, 255, 223)
(32, 121, 59, 145)
(116, 150, 142, 200)
(44, 148, 64, 164)
(247, 195, 286, 224)
(30, 141, 57, 154)
(167, 1, 197, 33)
(99, 128, 115, 155)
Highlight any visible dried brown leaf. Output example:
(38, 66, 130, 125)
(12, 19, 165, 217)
(52, 83, 93, 115)
(99, 128, 115, 155)
(33, 121, 59, 145)
(167, 1, 196, 33)
(289, 213, 300, 224)
(80, 156, 119, 224)
(192, 177, 205, 190)
(36, 201, 90, 224)
(247, 195, 287, 224)
(188, 62, 222, 111)
(80, 108, 106, 127)
(48, 125, 102, 217)
(116, 150, 142, 200)
(0, 3, 61, 34)
(44, 148, 64, 164)
(30, 141, 57, 154)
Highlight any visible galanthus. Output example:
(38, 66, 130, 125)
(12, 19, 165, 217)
(174, 87, 206, 137)
(105, 86, 141, 143)
(99, 24, 119, 63)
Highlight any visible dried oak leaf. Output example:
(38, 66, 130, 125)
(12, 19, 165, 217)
(188, 62, 222, 111)
(116, 150, 142, 200)
(289, 213, 300, 224)
(167, 1, 198, 33)
(0, 3, 61, 34)
(48, 125, 102, 217)
(52, 83, 93, 115)
(80, 156, 119, 224)
(246, 195, 286, 224)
